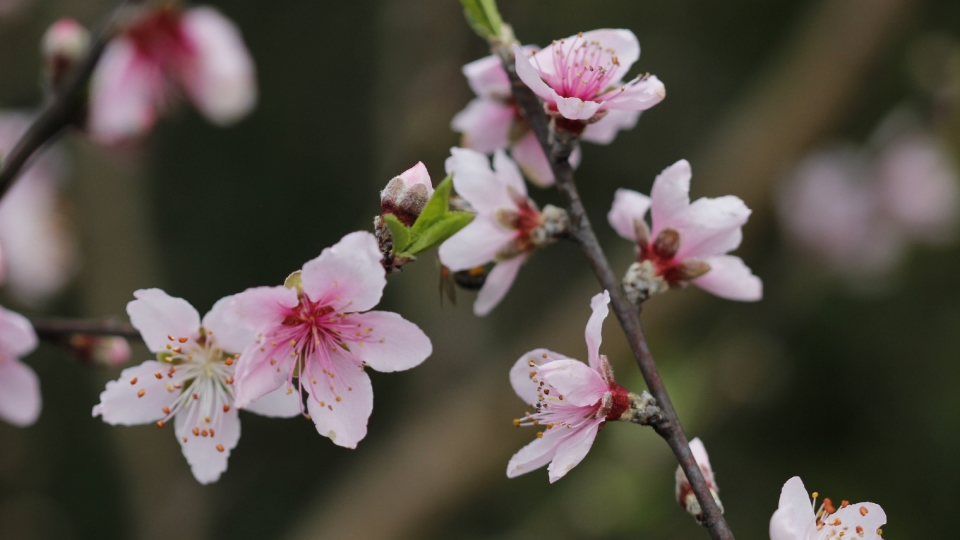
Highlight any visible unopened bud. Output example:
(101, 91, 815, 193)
(42, 19, 90, 92)
(68, 334, 131, 367)
(622, 260, 668, 305)
(652, 227, 680, 260)
(380, 162, 434, 226)
(676, 438, 724, 524)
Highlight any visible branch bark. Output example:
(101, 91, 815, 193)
(31, 317, 141, 341)
(494, 44, 734, 540)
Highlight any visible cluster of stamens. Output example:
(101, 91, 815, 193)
(512, 353, 576, 437)
(810, 491, 882, 539)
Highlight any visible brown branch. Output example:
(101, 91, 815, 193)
(0, 0, 136, 201)
(494, 44, 734, 540)
(31, 317, 141, 341)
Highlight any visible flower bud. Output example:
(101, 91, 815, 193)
(380, 162, 434, 226)
(42, 19, 90, 93)
(652, 227, 680, 260)
(675, 438, 724, 524)
(68, 334, 131, 367)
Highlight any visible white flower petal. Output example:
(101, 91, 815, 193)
(538, 360, 608, 407)
(438, 216, 514, 271)
(546, 420, 601, 483)
(305, 354, 373, 449)
(474, 254, 526, 316)
(93, 360, 180, 425)
(582, 109, 641, 145)
(445, 147, 515, 214)
(175, 398, 241, 484)
(342, 311, 432, 372)
(0, 305, 38, 357)
(127, 289, 201, 353)
(585, 290, 610, 369)
(673, 195, 750, 260)
(451, 98, 514, 154)
(692, 255, 762, 301)
(509, 348, 571, 407)
(769, 477, 818, 540)
(202, 294, 255, 354)
(0, 358, 40, 427)
(650, 159, 692, 236)
(243, 383, 301, 418)
(506, 426, 563, 479)
(300, 231, 386, 313)
(607, 189, 651, 242)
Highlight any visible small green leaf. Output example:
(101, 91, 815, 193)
(383, 213, 411, 253)
(459, 0, 502, 40)
(405, 212, 474, 254)
(409, 175, 454, 236)
(394, 175, 475, 257)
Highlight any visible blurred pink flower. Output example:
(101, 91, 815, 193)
(0, 112, 80, 306)
(229, 231, 432, 449)
(513, 29, 665, 122)
(438, 148, 545, 315)
(608, 159, 762, 301)
(93, 289, 299, 484)
(88, 6, 257, 143)
(675, 437, 723, 521)
(0, 304, 40, 427)
(507, 291, 630, 483)
(770, 476, 886, 540)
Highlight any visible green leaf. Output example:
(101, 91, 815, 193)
(405, 212, 474, 255)
(383, 213, 411, 253)
(459, 0, 502, 40)
(409, 175, 454, 235)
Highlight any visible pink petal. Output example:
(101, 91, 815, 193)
(492, 149, 527, 196)
(577, 29, 640, 84)
(0, 358, 40, 427)
(437, 215, 514, 271)
(397, 161, 433, 190)
(607, 188, 651, 242)
(445, 147, 516, 214)
(342, 310, 432, 372)
(538, 359, 607, 407)
(233, 336, 298, 409)
(510, 348, 571, 406)
(180, 7, 257, 125)
(650, 159, 693, 237)
(88, 38, 163, 143)
(511, 130, 554, 187)
(828, 502, 886, 540)
(127, 289, 201, 353)
(513, 44, 560, 103)
(451, 98, 514, 154)
(582, 109, 641, 145)
(769, 477, 818, 540)
(228, 285, 299, 333)
(693, 255, 762, 301)
(474, 254, 526, 316)
(585, 290, 610, 369)
(93, 360, 180, 425)
(555, 95, 602, 121)
(673, 195, 750, 260)
(0, 305, 38, 357)
(506, 426, 563, 478)
(305, 354, 373, 449)
(546, 419, 602, 483)
(601, 75, 666, 112)
(174, 399, 241, 484)
(462, 54, 511, 98)
(243, 383, 301, 418)
(300, 231, 386, 313)
(202, 295, 255, 354)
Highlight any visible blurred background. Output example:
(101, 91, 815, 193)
(0, 0, 958, 538)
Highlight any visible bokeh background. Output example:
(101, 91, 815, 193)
(0, 0, 958, 538)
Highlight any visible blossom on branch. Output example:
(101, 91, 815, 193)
(507, 291, 652, 482)
(88, 6, 257, 143)
(512, 29, 665, 125)
(93, 289, 299, 484)
(675, 437, 723, 523)
(375, 162, 434, 269)
(0, 305, 40, 427)
(229, 231, 432, 449)
(607, 159, 762, 302)
(438, 148, 567, 315)
(770, 476, 886, 540)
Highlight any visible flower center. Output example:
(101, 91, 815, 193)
(127, 8, 194, 69)
(541, 33, 621, 101)
(513, 353, 607, 437)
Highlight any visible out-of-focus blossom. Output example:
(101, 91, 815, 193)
(93, 289, 299, 484)
(88, 6, 257, 143)
(778, 132, 959, 279)
(769, 476, 886, 540)
(42, 18, 90, 91)
(67, 335, 131, 367)
(439, 148, 565, 315)
(507, 291, 645, 483)
(608, 159, 762, 302)
(675, 437, 723, 523)
(229, 231, 432, 449)
(513, 29, 665, 122)
(0, 304, 40, 427)
(0, 112, 80, 306)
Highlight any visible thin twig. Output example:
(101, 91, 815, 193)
(0, 0, 134, 201)
(494, 43, 735, 540)
(31, 317, 141, 341)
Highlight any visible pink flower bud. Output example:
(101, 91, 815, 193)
(675, 438, 723, 523)
(93, 336, 131, 367)
(380, 162, 433, 226)
(41, 19, 90, 91)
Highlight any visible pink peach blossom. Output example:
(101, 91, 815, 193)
(438, 148, 551, 315)
(513, 29, 665, 122)
(88, 6, 256, 143)
(770, 476, 886, 540)
(608, 159, 762, 301)
(93, 289, 299, 484)
(0, 304, 40, 427)
(507, 291, 633, 482)
(229, 231, 432, 449)
(675, 437, 723, 521)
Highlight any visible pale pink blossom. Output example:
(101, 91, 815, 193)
(438, 148, 555, 315)
(93, 289, 299, 484)
(229, 231, 432, 449)
(770, 476, 886, 540)
(0, 304, 40, 427)
(513, 29, 665, 122)
(0, 112, 80, 306)
(88, 6, 257, 143)
(507, 291, 635, 482)
(454, 50, 636, 187)
(608, 159, 762, 301)
(675, 437, 723, 521)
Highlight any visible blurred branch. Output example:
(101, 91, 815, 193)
(493, 42, 734, 540)
(31, 316, 140, 341)
(0, 0, 135, 201)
